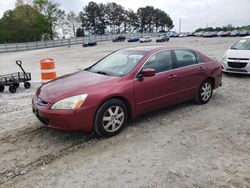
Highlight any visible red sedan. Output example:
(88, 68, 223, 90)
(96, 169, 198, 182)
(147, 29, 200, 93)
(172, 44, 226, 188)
(32, 46, 222, 137)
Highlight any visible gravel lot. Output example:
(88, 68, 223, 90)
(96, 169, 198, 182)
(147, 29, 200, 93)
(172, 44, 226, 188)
(0, 37, 249, 188)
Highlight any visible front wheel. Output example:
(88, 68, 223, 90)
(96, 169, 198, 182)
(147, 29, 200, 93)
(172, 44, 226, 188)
(94, 99, 128, 137)
(9, 85, 17, 93)
(196, 79, 213, 104)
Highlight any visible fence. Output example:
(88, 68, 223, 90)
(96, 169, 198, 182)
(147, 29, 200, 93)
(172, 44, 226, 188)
(0, 33, 160, 53)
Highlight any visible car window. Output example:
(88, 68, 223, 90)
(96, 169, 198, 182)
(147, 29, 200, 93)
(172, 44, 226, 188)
(174, 50, 198, 68)
(143, 50, 173, 73)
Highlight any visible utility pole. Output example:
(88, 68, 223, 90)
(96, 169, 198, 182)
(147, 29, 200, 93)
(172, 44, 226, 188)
(179, 18, 181, 34)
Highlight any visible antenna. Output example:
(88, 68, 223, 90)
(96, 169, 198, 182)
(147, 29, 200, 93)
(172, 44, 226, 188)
(179, 18, 181, 33)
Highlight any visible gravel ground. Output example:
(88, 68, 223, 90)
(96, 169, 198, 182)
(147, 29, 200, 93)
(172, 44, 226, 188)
(0, 37, 249, 188)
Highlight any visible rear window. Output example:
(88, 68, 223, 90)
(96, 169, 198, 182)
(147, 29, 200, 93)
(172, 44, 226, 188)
(174, 50, 199, 68)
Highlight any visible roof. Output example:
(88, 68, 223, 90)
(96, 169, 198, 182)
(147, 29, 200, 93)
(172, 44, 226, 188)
(121, 45, 195, 53)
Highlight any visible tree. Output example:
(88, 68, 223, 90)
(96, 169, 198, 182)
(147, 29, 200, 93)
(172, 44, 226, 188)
(105, 2, 124, 33)
(33, 0, 63, 39)
(80, 1, 107, 35)
(57, 9, 67, 38)
(0, 4, 49, 43)
(66, 11, 81, 37)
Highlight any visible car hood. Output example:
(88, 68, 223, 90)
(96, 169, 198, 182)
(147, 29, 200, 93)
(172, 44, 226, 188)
(226, 49, 250, 59)
(37, 70, 117, 103)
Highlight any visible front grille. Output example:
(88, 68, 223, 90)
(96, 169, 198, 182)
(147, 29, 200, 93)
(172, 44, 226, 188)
(228, 57, 250, 61)
(227, 62, 248, 68)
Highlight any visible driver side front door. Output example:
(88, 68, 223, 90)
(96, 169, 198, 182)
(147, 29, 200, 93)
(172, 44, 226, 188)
(134, 50, 179, 114)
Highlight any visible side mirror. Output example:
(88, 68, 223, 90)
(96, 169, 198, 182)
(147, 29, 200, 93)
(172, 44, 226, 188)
(138, 68, 156, 78)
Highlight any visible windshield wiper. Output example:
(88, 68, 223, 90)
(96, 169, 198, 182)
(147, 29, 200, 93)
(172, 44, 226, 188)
(231, 47, 238, 50)
(93, 70, 110, 75)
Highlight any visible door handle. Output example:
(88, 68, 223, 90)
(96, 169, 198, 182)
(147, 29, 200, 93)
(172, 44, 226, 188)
(168, 74, 177, 79)
(199, 67, 205, 71)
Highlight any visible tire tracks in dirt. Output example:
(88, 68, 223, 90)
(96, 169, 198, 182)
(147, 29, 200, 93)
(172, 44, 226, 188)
(0, 126, 98, 185)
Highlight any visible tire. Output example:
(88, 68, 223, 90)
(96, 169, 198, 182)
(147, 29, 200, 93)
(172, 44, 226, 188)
(14, 83, 19, 88)
(9, 85, 17, 93)
(0, 85, 4, 92)
(94, 98, 128, 137)
(196, 79, 213, 104)
(24, 82, 31, 89)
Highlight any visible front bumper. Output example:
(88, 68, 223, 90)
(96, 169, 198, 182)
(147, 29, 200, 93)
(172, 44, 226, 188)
(32, 99, 96, 132)
(221, 60, 250, 75)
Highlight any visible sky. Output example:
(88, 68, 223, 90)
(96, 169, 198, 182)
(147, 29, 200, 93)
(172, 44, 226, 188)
(0, 0, 250, 32)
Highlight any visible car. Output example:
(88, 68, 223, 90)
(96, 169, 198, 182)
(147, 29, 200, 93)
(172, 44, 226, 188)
(156, 35, 170, 42)
(194, 31, 205, 37)
(230, 30, 240, 37)
(127, 37, 140, 42)
(207, 31, 218, 37)
(32, 46, 222, 137)
(217, 31, 224, 37)
(221, 31, 231, 37)
(221, 36, 250, 74)
(140, 36, 152, 43)
(113, 36, 126, 42)
(172, 33, 179, 37)
(180, 32, 189, 37)
(82, 40, 97, 47)
(239, 30, 249, 37)
(202, 31, 211, 37)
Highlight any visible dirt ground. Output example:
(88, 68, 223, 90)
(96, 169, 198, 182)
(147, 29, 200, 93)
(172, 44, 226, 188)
(0, 37, 249, 188)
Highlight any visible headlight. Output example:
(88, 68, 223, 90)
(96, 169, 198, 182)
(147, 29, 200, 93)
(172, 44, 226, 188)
(222, 54, 227, 61)
(51, 94, 88, 110)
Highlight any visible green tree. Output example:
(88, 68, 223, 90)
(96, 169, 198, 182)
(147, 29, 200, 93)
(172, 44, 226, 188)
(0, 4, 49, 43)
(66, 11, 81, 37)
(33, 0, 63, 39)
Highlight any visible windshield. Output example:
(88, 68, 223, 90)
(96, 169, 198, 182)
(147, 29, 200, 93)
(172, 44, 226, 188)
(87, 50, 146, 77)
(231, 39, 250, 50)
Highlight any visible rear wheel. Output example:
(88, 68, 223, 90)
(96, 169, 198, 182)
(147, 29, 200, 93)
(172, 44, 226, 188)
(94, 99, 128, 137)
(0, 85, 4, 92)
(196, 79, 213, 104)
(9, 85, 17, 93)
(24, 82, 31, 89)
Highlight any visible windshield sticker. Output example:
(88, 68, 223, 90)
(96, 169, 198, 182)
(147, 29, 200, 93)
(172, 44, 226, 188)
(238, 40, 247, 43)
(128, 55, 144, 59)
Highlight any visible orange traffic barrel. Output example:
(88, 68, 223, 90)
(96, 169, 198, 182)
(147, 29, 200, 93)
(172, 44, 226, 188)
(40, 58, 56, 83)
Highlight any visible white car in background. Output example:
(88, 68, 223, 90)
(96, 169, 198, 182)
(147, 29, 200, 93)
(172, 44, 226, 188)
(140, 36, 152, 43)
(221, 36, 250, 74)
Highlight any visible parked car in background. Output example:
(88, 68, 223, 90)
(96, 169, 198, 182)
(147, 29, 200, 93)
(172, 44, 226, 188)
(202, 32, 210, 37)
(230, 30, 240, 37)
(127, 37, 140, 42)
(217, 31, 224, 37)
(221, 31, 231, 37)
(140, 36, 152, 43)
(221, 36, 250, 74)
(179, 32, 189, 37)
(32, 46, 222, 137)
(113, 36, 126, 42)
(171, 33, 179, 38)
(82, 40, 97, 47)
(207, 31, 218, 37)
(156, 35, 170, 42)
(194, 31, 205, 37)
(239, 30, 249, 37)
